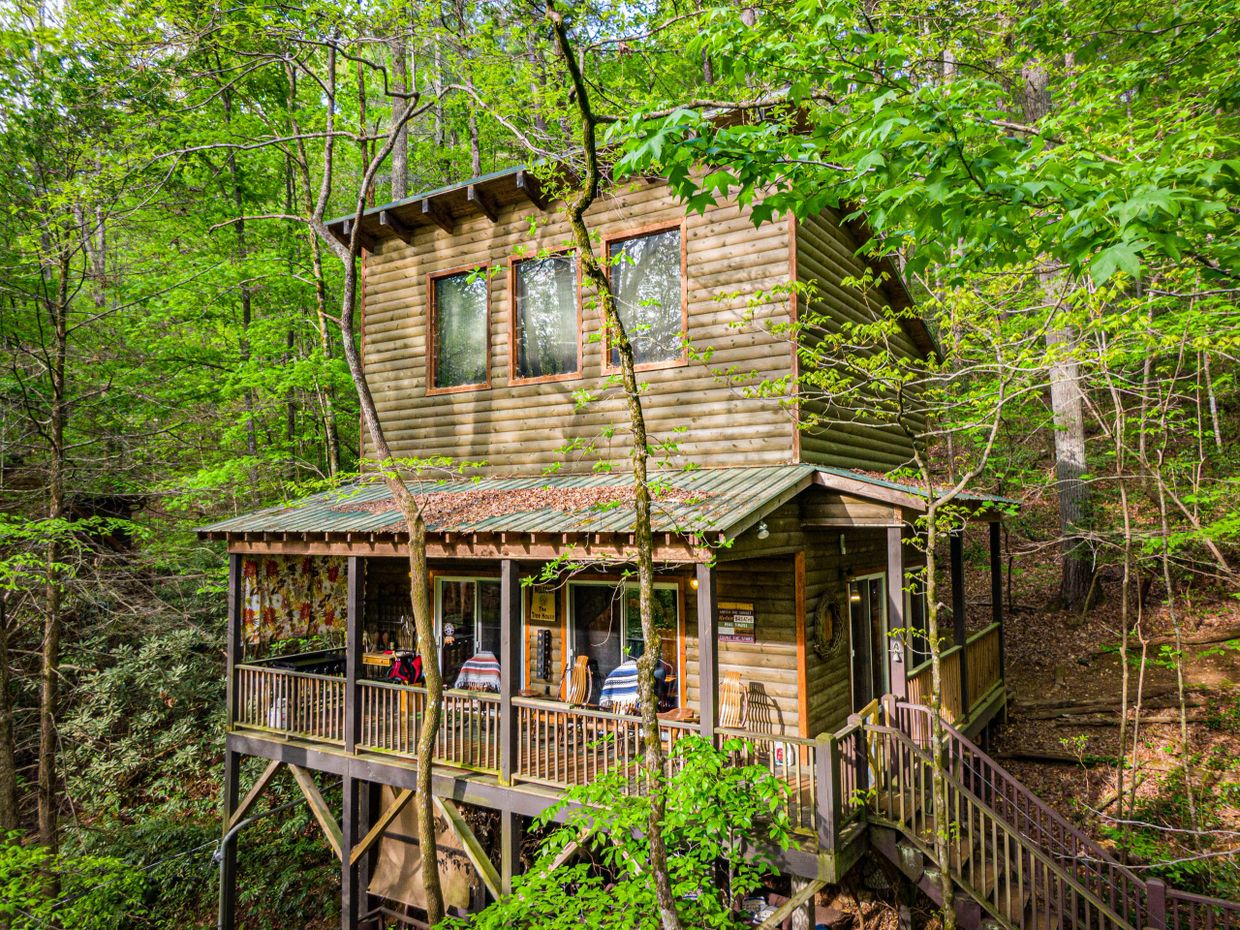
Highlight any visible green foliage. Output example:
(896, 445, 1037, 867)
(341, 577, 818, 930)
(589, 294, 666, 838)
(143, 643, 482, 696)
(455, 736, 792, 929)
(0, 834, 146, 930)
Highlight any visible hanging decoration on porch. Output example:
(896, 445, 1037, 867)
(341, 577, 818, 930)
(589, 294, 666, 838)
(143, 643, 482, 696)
(241, 555, 348, 645)
(812, 590, 844, 659)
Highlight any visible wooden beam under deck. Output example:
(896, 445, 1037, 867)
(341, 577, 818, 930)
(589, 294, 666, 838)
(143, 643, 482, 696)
(225, 731, 827, 881)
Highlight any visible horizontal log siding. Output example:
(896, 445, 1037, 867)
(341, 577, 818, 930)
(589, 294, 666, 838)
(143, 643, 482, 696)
(361, 182, 795, 473)
(794, 211, 920, 471)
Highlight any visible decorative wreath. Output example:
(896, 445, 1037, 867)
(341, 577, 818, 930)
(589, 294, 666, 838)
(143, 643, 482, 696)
(812, 591, 845, 659)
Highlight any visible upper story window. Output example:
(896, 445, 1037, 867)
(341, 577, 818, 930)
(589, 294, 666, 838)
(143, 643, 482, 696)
(512, 255, 579, 381)
(431, 269, 490, 392)
(607, 226, 685, 367)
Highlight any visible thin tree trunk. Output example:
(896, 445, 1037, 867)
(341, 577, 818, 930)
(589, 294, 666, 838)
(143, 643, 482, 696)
(390, 32, 409, 200)
(38, 248, 70, 853)
(0, 592, 17, 832)
(545, 7, 681, 929)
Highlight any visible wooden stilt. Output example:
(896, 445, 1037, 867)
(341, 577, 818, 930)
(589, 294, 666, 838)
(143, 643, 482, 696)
(500, 810, 523, 895)
(342, 774, 361, 930)
(218, 749, 241, 930)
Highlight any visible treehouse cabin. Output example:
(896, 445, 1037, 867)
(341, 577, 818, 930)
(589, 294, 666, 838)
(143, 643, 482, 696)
(202, 166, 1012, 930)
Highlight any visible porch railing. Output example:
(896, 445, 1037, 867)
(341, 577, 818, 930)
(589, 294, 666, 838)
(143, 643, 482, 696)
(234, 664, 345, 745)
(905, 622, 1003, 723)
(357, 680, 502, 772)
(512, 698, 696, 791)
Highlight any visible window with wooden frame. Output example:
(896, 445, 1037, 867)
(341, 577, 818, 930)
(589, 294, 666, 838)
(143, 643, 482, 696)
(511, 254, 580, 382)
(429, 268, 490, 392)
(605, 225, 686, 368)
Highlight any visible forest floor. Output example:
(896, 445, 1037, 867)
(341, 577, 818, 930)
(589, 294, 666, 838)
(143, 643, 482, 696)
(993, 541, 1240, 884)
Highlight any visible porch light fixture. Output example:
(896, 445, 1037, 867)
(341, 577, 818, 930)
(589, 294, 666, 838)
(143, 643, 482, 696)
(756, 521, 770, 540)
(689, 577, 699, 591)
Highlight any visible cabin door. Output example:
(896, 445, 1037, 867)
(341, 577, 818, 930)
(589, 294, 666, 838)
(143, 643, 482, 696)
(849, 573, 888, 711)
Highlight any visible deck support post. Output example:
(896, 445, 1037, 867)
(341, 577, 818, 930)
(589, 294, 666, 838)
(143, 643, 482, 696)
(346, 557, 363, 754)
(500, 810, 523, 895)
(949, 528, 969, 713)
(499, 559, 520, 786)
(789, 876, 817, 930)
(696, 563, 718, 743)
(989, 521, 1005, 683)
(341, 774, 361, 930)
(886, 526, 907, 699)
(218, 749, 241, 930)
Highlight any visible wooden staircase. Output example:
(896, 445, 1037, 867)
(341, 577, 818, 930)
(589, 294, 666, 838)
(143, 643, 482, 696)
(851, 697, 1239, 930)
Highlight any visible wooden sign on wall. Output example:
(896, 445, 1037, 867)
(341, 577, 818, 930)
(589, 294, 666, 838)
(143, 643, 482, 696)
(528, 589, 557, 623)
(718, 601, 755, 643)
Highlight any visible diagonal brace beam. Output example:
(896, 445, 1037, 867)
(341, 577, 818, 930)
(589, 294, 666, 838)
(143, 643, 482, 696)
(433, 796, 501, 900)
(349, 788, 414, 867)
(289, 764, 344, 861)
(227, 759, 284, 832)
(756, 879, 825, 930)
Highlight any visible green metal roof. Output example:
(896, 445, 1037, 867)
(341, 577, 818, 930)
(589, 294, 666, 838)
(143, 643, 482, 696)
(196, 465, 815, 539)
(195, 465, 1014, 541)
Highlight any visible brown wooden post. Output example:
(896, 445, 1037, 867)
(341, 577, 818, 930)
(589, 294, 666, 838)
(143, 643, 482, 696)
(345, 557, 363, 754)
(696, 563, 718, 742)
(341, 774, 361, 930)
(989, 520, 1005, 682)
(950, 528, 969, 713)
(226, 553, 243, 730)
(814, 732, 840, 853)
(886, 526, 907, 699)
(218, 748, 241, 930)
(500, 809, 523, 895)
(499, 559, 521, 786)
(1147, 877, 1167, 930)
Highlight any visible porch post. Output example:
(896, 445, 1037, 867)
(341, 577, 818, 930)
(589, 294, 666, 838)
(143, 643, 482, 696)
(341, 774, 361, 930)
(345, 557, 363, 754)
(696, 563, 718, 742)
(886, 526, 907, 699)
(499, 559, 521, 786)
(226, 553, 243, 731)
(950, 528, 969, 713)
(218, 748, 241, 930)
(990, 521, 1005, 682)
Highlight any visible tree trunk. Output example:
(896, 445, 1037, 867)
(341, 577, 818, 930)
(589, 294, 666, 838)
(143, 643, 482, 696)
(1022, 56, 1093, 609)
(389, 33, 409, 200)
(0, 592, 17, 832)
(545, 7, 681, 928)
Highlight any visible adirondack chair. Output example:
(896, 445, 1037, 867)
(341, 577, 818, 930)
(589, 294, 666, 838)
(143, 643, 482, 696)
(560, 655, 593, 706)
(719, 671, 748, 730)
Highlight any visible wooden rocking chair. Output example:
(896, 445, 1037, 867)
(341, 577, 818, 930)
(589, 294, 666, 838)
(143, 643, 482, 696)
(719, 671, 748, 730)
(560, 655, 593, 706)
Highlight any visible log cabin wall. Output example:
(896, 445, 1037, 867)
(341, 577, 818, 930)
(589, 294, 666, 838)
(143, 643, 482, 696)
(793, 209, 923, 471)
(360, 180, 797, 474)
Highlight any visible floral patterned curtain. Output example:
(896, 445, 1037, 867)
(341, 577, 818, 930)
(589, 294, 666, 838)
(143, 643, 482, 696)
(242, 556, 348, 645)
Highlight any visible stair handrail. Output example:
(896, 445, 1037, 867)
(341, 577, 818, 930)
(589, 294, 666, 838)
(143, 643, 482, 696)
(864, 719, 1139, 930)
(889, 700, 1146, 889)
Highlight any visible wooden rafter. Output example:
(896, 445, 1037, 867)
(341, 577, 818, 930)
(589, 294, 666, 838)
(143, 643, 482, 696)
(515, 169, 549, 210)
(349, 788, 413, 867)
(289, 764, 344, 861)
(433, 796, 501, 899)
(227, 759, 283, 831)
(467, 184, 498, 222)
(378, 210, 416, 245)
(342, 218, 377, 253)
(421, 197, 454, 234)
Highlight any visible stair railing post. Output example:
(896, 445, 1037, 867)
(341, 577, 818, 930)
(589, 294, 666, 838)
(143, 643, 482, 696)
(1146, 878, 1167, 930)
(847, 712, 868, 800)
(815, 732, 839, 852)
